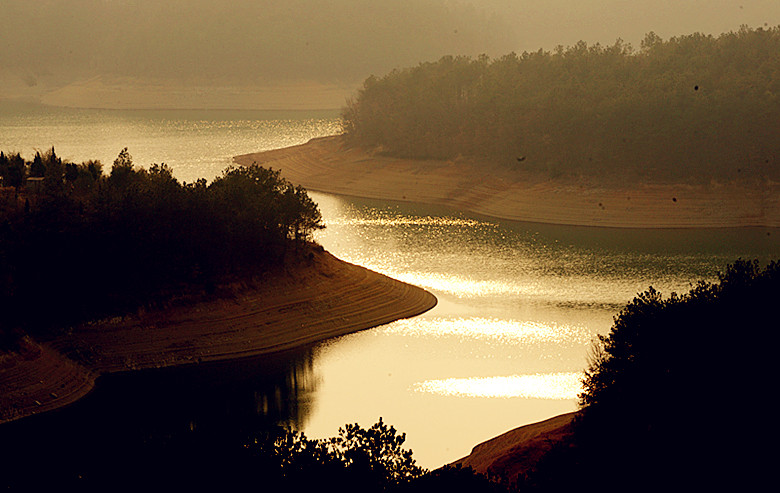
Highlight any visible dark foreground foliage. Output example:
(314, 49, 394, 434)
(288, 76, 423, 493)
(0, 416, 504, 493)
(0, 148, 322, 346)
(343, 26, 779, 182)
(520, 259, 780, 491)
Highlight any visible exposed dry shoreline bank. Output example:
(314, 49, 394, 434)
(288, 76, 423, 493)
(0, 249, 437, 424)
(451, 412, 577, 483)
(235, 135, 780, 229)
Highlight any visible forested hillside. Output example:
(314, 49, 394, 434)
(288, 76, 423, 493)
(343, 26, 780, 182)
(0, 148, 322, 344)
(521, 260, 779, 491)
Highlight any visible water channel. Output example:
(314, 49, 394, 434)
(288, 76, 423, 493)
(301, 192, 779, 466)
(2, 105, 778, 472)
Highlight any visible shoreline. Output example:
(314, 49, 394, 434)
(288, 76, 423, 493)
(450, 412, 578, 483)
(0, 249, 437, 424)
(235, 135, 780, 229)
(232, 137, 780, 473)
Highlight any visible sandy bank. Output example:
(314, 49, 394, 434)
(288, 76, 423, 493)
(451, 412, 577, 483)
(0, 250, 436, 424)
(235, 136, 780, 228)
(0, 338, 95, 424)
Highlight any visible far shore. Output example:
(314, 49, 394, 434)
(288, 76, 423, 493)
(235, 135, 780, 229)
(0, 249, 437, 424)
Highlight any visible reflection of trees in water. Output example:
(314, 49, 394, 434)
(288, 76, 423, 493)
(121, 346, 321, 440)
(0, 347, 321, 487)
(253, 351, 318, 429)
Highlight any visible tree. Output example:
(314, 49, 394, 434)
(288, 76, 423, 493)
(84, 160, 103, 181)
(328, 417, 424, 487)
(42, 147, 65, 196)
(246, 419, 424, 491)
(109, 147, 135, 190)
(640, 31, 663, 52)
(528, 259, 780, 491)
(3, 152, 26, 191)
(29, 152, 45, 177)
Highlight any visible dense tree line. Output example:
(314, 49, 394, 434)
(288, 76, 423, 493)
(0, 148, 322, 345)
(343, 26, 780, 182)
(519, 259, 779, 491)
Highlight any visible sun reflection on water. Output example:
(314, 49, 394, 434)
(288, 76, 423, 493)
(381, 317, 592, 346)
(384, 271, 540, 298)
(412, 372, 584, 400)
(334, 262, 643, 311)
(326, 215, 493, 228)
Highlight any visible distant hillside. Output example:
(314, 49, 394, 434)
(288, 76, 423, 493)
(343, 27, 780, 182)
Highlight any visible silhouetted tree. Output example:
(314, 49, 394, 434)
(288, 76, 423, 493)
(29, 151, 45, 177)
(328, 418, 424, 488)
(524, 259, 780, 492)
(108, 147, 136, 191)
(1, 152, 26, 191)
(0, 148, 325, 341)
(84, 159, 103, 181)
(41, 147, 65, 196)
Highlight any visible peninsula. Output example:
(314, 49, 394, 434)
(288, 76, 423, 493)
(0, 248, 436, 424)
(0, 149, 436, 424)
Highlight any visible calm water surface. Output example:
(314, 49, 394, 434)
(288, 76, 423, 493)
(303, 193, 779, 466)
(2, 105, 778, 469)
(0, 101, 340, 183)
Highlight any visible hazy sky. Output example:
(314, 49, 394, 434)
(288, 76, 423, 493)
(484, 0, 780, 52)
(2, 0, 779, 87)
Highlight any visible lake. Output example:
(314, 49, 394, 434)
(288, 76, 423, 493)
(1, 104, 778, 471)
(303, 192, 778, 466)
(0, 101, 341, 183)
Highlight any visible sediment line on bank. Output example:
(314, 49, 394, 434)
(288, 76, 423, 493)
(0, 250, 437, 424)
(235, 136, 780, 229)
(451, 411, 578, 483)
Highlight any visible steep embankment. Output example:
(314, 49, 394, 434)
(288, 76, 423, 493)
(0, 249, 436, 424)
(451, 412, 577, 483)
(235, 136, 780, 228)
